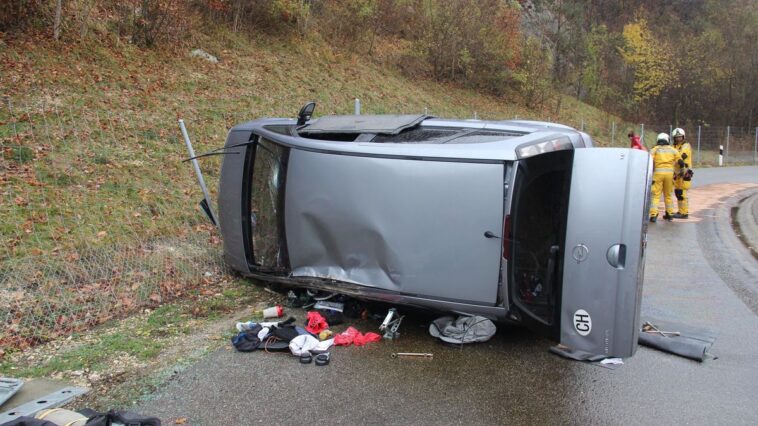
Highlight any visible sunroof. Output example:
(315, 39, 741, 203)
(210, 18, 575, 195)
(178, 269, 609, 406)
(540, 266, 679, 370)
(299, 114, 428, 135)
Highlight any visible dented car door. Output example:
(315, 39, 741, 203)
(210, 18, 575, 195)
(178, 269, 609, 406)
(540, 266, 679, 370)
(285, 149, 504, 305)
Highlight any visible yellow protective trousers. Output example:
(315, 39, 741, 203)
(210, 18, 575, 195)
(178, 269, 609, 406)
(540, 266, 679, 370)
(673, 142, 693, 215)
(674, 177, 691, 215)
(650, 171, 675, 218)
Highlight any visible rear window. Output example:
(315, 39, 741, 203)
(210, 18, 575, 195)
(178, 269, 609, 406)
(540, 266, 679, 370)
(249, 138, 289, 271)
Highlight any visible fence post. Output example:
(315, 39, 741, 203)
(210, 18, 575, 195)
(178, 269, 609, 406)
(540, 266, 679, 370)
(611, 122, 615, 145)
(354, 98, 361, 115)
(640, 124, 644, 145)
(697, 125, 701, 166)
(669, 124, 673, 136)
(725, 126, 730, 165)
(754, 127, 757, 165)
(4, 96, 18, 140)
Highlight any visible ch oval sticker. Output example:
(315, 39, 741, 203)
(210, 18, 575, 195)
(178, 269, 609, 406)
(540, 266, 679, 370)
(573, 309, 592, 336)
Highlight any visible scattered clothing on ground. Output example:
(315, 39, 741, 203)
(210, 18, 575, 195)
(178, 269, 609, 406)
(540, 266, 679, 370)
(333, 327, 382, 346)
(428, 315, 496, 344)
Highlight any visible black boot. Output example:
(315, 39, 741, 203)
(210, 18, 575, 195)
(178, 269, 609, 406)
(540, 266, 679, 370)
(649, 216, 657, 223)
(663, 212, 674, 221)
(673, 212, 688, 219)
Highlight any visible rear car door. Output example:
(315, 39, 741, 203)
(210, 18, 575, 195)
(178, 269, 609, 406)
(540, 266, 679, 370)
(560, 148, 651, 357)
(510, 148, 650, 357)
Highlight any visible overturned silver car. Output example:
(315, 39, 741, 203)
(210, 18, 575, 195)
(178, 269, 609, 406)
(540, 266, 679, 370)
(214, 110, 652, 357)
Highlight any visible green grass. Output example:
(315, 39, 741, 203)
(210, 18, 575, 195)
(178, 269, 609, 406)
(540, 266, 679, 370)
(0, 279, 261, 377)
(0, 332, 164, 377)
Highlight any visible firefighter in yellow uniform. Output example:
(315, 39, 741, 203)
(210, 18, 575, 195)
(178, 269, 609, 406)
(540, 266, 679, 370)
(649, 132, 683, 222)
(672, 128, 693, 218)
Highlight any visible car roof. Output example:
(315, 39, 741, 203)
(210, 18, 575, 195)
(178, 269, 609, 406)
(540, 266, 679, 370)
(228, 115, 592, 161)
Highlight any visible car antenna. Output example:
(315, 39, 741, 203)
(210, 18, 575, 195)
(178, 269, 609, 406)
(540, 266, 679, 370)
(297, 101, 316, 126)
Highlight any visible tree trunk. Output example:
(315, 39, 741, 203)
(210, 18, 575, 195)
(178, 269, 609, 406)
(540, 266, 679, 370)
(54, 0, 62, 40)
(233, 1, 241, 33)
(80, 1, 94, 38)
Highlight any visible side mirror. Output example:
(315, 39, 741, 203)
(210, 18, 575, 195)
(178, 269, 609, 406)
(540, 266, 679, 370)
(297, 101, 316, 126)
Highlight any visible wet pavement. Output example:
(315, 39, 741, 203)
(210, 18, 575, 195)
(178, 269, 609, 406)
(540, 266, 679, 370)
(137, 167, 758, 425)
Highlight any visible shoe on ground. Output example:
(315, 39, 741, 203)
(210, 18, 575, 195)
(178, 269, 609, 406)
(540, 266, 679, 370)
(663, 213, 674, 221)
(673, 213, 688, 219)
(649, 216, 657, 223)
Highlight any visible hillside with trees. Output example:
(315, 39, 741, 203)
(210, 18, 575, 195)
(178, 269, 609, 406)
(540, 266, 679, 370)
(2, 0, 756, 127)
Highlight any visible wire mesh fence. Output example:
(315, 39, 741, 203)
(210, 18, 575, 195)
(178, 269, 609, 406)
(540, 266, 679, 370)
(574, 121, 758, 167)
(0, 97, 235, 352)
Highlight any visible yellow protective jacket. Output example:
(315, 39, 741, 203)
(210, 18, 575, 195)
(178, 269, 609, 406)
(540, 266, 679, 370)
(650, 145, 682, 173)
(674, 141, 692, 177)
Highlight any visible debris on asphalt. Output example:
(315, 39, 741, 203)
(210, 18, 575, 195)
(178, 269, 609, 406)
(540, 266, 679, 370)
(548, 345, 624, 369)
(314, 353, 331, 366)
(428, 315, 496, 344)
(333, 327, 381, 347)
(391, 353, 433, 359)
(638, 318, 716, 361)
(231, 299, 383, 363)
(599, 358, 624, 366)
(0, 386, 89, 425)
(231, 317, 306, 352)
(288, 334, 334, 356)
(548, 344, 606, 362)
(0, 377, 23, 408)
(305, 311, 329, 335)
(642, 321, 680, 337)
(379, 308, 404, 340)
(258, 305, 284, 319)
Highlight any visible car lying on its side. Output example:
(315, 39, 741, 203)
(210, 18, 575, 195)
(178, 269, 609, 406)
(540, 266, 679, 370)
(212, 108, 652, 357)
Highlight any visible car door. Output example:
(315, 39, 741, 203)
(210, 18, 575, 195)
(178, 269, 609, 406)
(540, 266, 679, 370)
(284, 149, 504, 305)
(510, 148, 651, 358)
(560, 148, 651, 357)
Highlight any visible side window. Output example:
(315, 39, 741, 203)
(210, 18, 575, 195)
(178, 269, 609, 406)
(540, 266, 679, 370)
(249, 138, 289, 270)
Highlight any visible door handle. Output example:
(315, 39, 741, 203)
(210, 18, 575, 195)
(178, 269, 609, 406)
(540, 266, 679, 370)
(484, 231, 500, 239)
(606, 244, 626, 269)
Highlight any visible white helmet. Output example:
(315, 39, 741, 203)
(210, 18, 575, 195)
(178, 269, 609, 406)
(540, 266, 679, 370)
(656, 133, 670, 145)
(672, 128, 685, 139)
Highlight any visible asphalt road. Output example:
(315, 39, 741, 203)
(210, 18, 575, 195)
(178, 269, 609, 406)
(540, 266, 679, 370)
(136, 166, 758, 425)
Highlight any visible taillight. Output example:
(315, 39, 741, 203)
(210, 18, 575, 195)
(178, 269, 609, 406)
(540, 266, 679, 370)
(503, 214, 512, 260)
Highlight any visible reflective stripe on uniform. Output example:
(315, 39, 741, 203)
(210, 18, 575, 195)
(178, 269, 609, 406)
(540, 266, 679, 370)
(654, 168, 673, 172)
(656, 148, 678, 154)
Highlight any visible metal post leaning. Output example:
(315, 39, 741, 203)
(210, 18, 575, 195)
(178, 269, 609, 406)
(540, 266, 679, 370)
(354, 98, 361, 115)
(179, 119, 219, 228)
(611, 122, 616, 145)
(754, 127, 757, 165)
